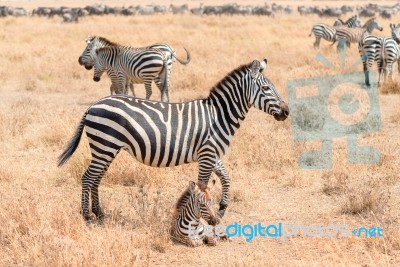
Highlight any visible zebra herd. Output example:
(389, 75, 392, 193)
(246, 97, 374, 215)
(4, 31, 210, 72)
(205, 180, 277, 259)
(58, 36, 289, 247)
(310, 15, 400, 86)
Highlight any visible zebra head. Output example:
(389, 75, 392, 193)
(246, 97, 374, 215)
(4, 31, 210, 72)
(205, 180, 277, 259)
(364, 18, 383, 33)
(93, 47, 115, 82)
(78, 36, 98, 70)
(248, 59, 289, 121)
(390, 23, 400, 44)
(189, 180, 219, 226)
(351, 15, 363, 28)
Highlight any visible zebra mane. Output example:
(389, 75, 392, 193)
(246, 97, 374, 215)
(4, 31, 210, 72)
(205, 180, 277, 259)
(208, 63, 251, 97)
(362, 17, 375, 28)
(336, 18, 345, 24)
(96, 46, 119, 54)
(173, 181, 208, 215)
(343, 15, 356, 24)
(97, 36, 119, 46)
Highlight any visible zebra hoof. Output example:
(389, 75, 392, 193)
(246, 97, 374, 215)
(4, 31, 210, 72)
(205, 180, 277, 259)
(93, 77, 100, 82)
(217, 208, 226, 218)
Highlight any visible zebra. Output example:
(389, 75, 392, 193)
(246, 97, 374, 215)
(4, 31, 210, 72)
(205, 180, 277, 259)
(78, 36, 191, 99)
(93, 46, 170, 102)
(309, 15, 362, 48)
(170, 180, 220, 247)
(359, 23, 400, 86)
(57, 58, 289, 223)
(334, 17, 383, 51)
(377, 24, 400, 85)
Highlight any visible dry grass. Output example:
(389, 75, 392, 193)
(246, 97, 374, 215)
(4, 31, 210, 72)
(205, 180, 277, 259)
(0, 5, 400, 267)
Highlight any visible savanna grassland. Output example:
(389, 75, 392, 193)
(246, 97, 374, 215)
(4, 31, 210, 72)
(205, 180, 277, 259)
(0, 4, 400, 266)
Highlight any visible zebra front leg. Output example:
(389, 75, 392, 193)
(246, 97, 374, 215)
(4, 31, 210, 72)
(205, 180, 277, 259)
(213, 160, 230, 218)
(364, 59, 371, 87)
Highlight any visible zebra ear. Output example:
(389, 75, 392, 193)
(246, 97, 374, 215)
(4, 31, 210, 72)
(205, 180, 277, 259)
(250, 60, 261, 79)
(390, 23, 394, 29)
(189, 181, 196, 193)
(260, 59, 268, 72)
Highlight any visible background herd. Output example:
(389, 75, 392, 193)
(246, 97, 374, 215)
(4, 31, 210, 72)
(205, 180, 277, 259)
(1, 2, 400, 22)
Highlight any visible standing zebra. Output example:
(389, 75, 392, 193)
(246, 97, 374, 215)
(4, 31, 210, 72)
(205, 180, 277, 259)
(335, 18, 383, 51)
(57, 59, 289, 223)
(359, 23, 400, 86)
(309, 15, 362, 48)
(78, 36, 191, 100)
(171, 180, 219, 247)
(378, 24, 400, 84)
(93, 46, 170, 102)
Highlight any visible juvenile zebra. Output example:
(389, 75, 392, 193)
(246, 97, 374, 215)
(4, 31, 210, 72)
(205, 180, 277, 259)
(335, 18, 383, 51)
(171, 180, 219, 247)
(359, 23, 400, 86)
(57, 59, 289, 223)
(78, 36, 191, 100)
(93, 46, 170, 102)
(309, 15, 362, 48)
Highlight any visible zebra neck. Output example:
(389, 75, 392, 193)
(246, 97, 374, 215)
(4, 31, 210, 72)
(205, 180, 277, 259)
(207, 86, 250, 141)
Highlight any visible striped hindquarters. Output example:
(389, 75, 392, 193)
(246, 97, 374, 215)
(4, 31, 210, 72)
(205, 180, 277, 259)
(310, 23, 336, 41)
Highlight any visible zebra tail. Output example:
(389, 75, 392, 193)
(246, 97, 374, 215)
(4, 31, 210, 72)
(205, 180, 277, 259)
(173, 47, 191, 65)
(309, 29, 313, 37)
(57, 113, 87, 167)
(160, 58, 169, 95)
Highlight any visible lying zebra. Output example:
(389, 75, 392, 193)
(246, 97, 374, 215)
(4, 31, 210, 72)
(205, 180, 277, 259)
(78, 36, 191, 102)
(170, 180, 220, 247)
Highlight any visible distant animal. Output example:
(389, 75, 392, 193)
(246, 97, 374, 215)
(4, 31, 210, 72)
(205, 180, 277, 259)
(334, 17, 383, 50)
(170, 180, 220, 247)
(78, 36, 191, 100)
(309, 15, 362, 48)
(93, 46, 170, 101)
(57, 59, 289, 223)
(359, 23, 400, 86)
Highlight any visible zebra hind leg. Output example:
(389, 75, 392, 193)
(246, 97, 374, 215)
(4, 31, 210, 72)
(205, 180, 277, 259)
(81, 156, 116, 223)
(144, 80, 153, 100)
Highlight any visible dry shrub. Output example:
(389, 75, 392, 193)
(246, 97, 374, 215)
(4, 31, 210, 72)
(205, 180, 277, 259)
(340, 187, 390, 215)
(322, 171, 349, 195)
(232, 189, 245, 203)
(380, 80, 400, 94)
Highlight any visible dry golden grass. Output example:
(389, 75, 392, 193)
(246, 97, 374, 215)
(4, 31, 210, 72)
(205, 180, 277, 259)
(0, 7, 400, 267)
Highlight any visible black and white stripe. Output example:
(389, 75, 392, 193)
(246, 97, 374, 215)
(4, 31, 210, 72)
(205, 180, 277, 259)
(309, 15, 362, 48)
(359, 23, 400, 86)
(78, 36, 191, 100)
(93, 46, 169, 101)
(171, 180, 218, 247)
(58, 59, 289, 222)
(335, 18, 383, 50)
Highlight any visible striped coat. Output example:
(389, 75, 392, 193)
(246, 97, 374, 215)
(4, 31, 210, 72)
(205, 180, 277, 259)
(58, 59, 289, 222)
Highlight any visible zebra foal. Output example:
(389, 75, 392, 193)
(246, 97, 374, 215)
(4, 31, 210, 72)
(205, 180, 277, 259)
(57, 58, 289, 223)
(171, 180, 220, 247)
(309, 15, 362, 48)
(335, 18, 383, 51)
(93, 46, 170, 102)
